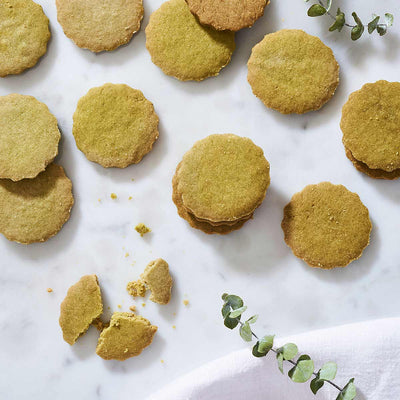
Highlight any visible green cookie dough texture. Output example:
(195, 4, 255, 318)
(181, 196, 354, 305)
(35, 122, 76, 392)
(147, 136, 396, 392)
(146, 0, 235, 81)
(0, 94, 60, 181)
(73, 83, 159, 168)
(0, 0, 50, 77)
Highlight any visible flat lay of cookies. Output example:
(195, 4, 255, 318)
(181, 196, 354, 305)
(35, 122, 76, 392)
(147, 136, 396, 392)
(1, 0, 399, 399)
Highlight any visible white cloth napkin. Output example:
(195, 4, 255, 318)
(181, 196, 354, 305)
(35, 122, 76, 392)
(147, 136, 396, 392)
(149, 318, 400, 400)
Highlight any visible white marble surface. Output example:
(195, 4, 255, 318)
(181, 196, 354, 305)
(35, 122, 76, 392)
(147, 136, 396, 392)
(0, 1, 399, 399)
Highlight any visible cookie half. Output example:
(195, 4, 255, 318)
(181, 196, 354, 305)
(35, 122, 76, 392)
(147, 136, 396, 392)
(176, 134, 270, 222)
(341, 81, 400, 173)
(56, 0, 144, 52)
(0, 0, 50, 77)
(59, 275, 103, 345)
(185, 0, 269, 31)
(0, 164, 74, 244)
(0, 94, 61, 181)
(247, 29, 339, 114)
(141, 259, 173, 305)
(96, 312, 157, 361)
(345, 147, 400, 180)
(282, 182, 372, 269)
(73, 84, 159, 168)
(146, 0, 235, 81)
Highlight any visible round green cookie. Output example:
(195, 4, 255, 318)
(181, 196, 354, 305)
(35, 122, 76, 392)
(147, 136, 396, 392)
(0, 94, 60, 181)
(0, 0, 50, 77)
(73, 84, 159, 168)
(146, 0, 235, 81)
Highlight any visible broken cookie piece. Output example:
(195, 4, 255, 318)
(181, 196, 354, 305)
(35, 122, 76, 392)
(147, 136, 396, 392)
(126, 279, 147, 298)
(141, 259, 173, 305)
(96, 312, 157, 361)
(59, 275, 103, 345)
(135, 223, 151, 237)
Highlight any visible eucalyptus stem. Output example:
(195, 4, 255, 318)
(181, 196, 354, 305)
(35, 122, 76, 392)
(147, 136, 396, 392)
(222, 294, 357, 400)
(238, 320, 344, 392)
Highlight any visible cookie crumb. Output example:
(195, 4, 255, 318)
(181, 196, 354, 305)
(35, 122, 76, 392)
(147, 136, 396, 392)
(127, 280, 147, 297)
(128, 196, 133, 200)
(172, 325, 176, 329)
(161, 359, 164, 364)
(142, 303, 146, 307)
(92, 317, 106, 332)
(129, 305, 136, 312)
(117, 304, 122, 309)
(98, 198, 101, 203)
(125, 252, 129, 258)
(111, 193, 117, 199)
(135, 223, 151, 237)
(183, 299, 189, 306)
(47, 288, 53, 293)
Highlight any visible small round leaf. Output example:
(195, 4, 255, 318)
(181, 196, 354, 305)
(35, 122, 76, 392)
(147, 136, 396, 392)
(308, 4, 327, 17)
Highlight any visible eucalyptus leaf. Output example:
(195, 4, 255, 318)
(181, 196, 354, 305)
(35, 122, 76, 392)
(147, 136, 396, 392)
(320, 362, 337, 381)
(385, 13, 394, 27)
(252, 342, 266, 358)
(351, 25, 364, 40)
(239, 322, 253, 342)
(257, 335, 274, 354)
(224, 315, 240, 330)
(368, 15, 380, 33)
(224, 295, 244, 310)
(310, 375, 324, 395)
(282, 343, 298, 360)
(288, 355, 314, 383)
(222, 303, 231, 319)
(377, 24, 388, 36)
(336, 378, 357, 400)
(247, 315, 258, 324)
(229, 306, 247, 318)
(308, 4, 326, 17)
(276, 352, 284, 374)
(329, 8, 345, 32)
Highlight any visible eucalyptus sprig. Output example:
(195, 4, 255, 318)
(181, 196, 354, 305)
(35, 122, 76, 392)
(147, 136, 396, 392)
(221, 294, 357, 400)
(305, 0, 394, 40)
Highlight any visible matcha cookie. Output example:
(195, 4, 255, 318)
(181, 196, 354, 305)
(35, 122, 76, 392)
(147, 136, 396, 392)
(341, 81, 400, 175)
(146, 0, 235, 81)
(96, 312, 157, 361)
(172, 167, 251, 235)
(73, 84, 159, 168)
(0, 164, 74, 244)
(186, 0, 268, 31)
(127, 280, 147, 298)
(59, 275, 103, 345)
(176, 134, 270, 222)
(56, 0, 144, 52)
(0, 94, 61, 181)
(282, 182, 372, 269)
(345, 148, 400, 180)
(141, 259, 173, 305)
(248, 30, 339, 114)
(0, 0, 50, 77)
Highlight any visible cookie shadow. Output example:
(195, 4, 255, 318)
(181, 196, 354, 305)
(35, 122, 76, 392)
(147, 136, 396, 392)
(70, 325, 100, 361)
(156, 273, 181, 323)
(365, 176, 400, 204)
(299, 217, 380, 283)
(194, 185, 290, 275)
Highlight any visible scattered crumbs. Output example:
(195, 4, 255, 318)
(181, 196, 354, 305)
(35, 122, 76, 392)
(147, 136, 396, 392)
(142, 303, 146, 307)
(117, 304, 122, 309)
(47, 288, 53, 293)
(161, 359, 164, 364)
(183, 299, 189, 306)
(128, 196, 133, 200)
(111, 193, 117, 199)
(125, 252, 129, 258)
(129, 305, 136, 312)
(127, 280, 147, 297)
(172, 325, 176, 329)
(135, 223, 151, 237)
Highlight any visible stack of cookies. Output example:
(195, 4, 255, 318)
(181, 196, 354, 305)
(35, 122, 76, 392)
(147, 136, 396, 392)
(0, 94, 74, 244)
(172, 134, 270, 234)
(341, 80, 400, 180)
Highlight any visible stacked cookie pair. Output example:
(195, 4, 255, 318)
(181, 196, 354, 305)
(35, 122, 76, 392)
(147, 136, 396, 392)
(172, 134, 270, 234)
(0, 95, 73, 244)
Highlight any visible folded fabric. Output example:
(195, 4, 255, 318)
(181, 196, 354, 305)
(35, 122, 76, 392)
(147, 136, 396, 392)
(149, 318, 400, 400)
